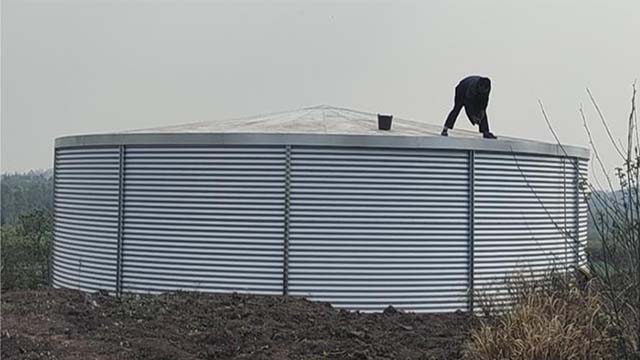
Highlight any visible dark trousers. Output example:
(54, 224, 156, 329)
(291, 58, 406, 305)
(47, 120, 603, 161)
(444, 86, 490, 133)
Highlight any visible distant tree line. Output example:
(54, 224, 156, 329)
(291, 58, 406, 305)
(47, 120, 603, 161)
(1, 169, 54, 225)
(1, 170, 54, 289)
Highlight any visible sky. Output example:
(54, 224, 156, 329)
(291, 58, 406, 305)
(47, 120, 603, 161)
(2, 0, 639, 184)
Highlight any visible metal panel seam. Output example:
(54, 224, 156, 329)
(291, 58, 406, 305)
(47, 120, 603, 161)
(283, 145, 292, 295)
(468, 150, 475, 313)
(563, 157, 568, 270)
(574, 157, 580, 267)
(116, 145, 126, 296)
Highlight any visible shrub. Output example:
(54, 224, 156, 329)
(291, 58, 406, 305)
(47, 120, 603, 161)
(581, 85, 639, 356)
(464, 275, 616, 360)
(1, 208, 52, 290)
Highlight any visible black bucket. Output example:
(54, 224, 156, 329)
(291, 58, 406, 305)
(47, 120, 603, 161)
(378, 114, 393, 130)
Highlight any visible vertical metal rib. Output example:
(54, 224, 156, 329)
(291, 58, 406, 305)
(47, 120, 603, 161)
(115, 145, 126, 296)
(283, 145, 292, 295)
(563, 157, 568, 270)
(574, 157, 580, 267)
(468, 150, 475, 313)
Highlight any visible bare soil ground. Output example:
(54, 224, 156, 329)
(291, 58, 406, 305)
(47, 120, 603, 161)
(1, 289, 472, 360)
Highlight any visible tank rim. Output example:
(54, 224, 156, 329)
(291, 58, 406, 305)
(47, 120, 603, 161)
(55, 132, 590, 159)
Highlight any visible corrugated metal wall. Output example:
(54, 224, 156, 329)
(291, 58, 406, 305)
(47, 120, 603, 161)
(52, 144, 588, 312)
(287, 147, 470, 312)
(120, 146, 286, 294)
(473, 152, 581, 307)
(52, 147, 121, 292)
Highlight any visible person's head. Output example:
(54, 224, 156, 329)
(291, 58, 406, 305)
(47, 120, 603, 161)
(477, 77, 491, 94)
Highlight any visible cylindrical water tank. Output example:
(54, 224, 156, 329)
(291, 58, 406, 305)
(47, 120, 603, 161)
(51, 105, 589, 312)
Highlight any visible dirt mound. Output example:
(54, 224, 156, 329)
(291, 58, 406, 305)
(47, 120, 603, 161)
(1, 289, 471, 359)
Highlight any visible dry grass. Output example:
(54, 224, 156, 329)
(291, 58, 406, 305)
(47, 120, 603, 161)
(464, 274, 618, 360)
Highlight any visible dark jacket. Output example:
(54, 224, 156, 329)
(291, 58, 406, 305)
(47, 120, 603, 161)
(444, 76, 491, 132)
(458, 76, 490, 114)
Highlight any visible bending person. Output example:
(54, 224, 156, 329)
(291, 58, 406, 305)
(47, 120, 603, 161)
(442, 75, 497, 139)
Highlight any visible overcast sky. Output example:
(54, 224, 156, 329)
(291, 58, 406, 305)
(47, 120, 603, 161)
(2, 0, 639, 183)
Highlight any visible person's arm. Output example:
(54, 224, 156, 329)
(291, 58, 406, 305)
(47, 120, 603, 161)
(478, 111, 490, 133)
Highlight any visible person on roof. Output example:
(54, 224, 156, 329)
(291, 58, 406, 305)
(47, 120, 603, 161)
(441, 75, 497, 139)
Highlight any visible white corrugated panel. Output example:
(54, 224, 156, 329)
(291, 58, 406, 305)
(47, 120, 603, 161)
(120, 146, 286, 294)
(287, 146, 470, 312)
(474, 152, 579, 306)
(52, 147, 120, 292)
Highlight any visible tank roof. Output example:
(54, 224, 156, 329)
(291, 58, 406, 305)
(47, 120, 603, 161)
(56, 105, 590, 159)
(122, 105, 478, 138)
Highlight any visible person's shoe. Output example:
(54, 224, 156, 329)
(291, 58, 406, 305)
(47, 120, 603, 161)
(482, 132, 497, 139)
(441, 128, 449, 137)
